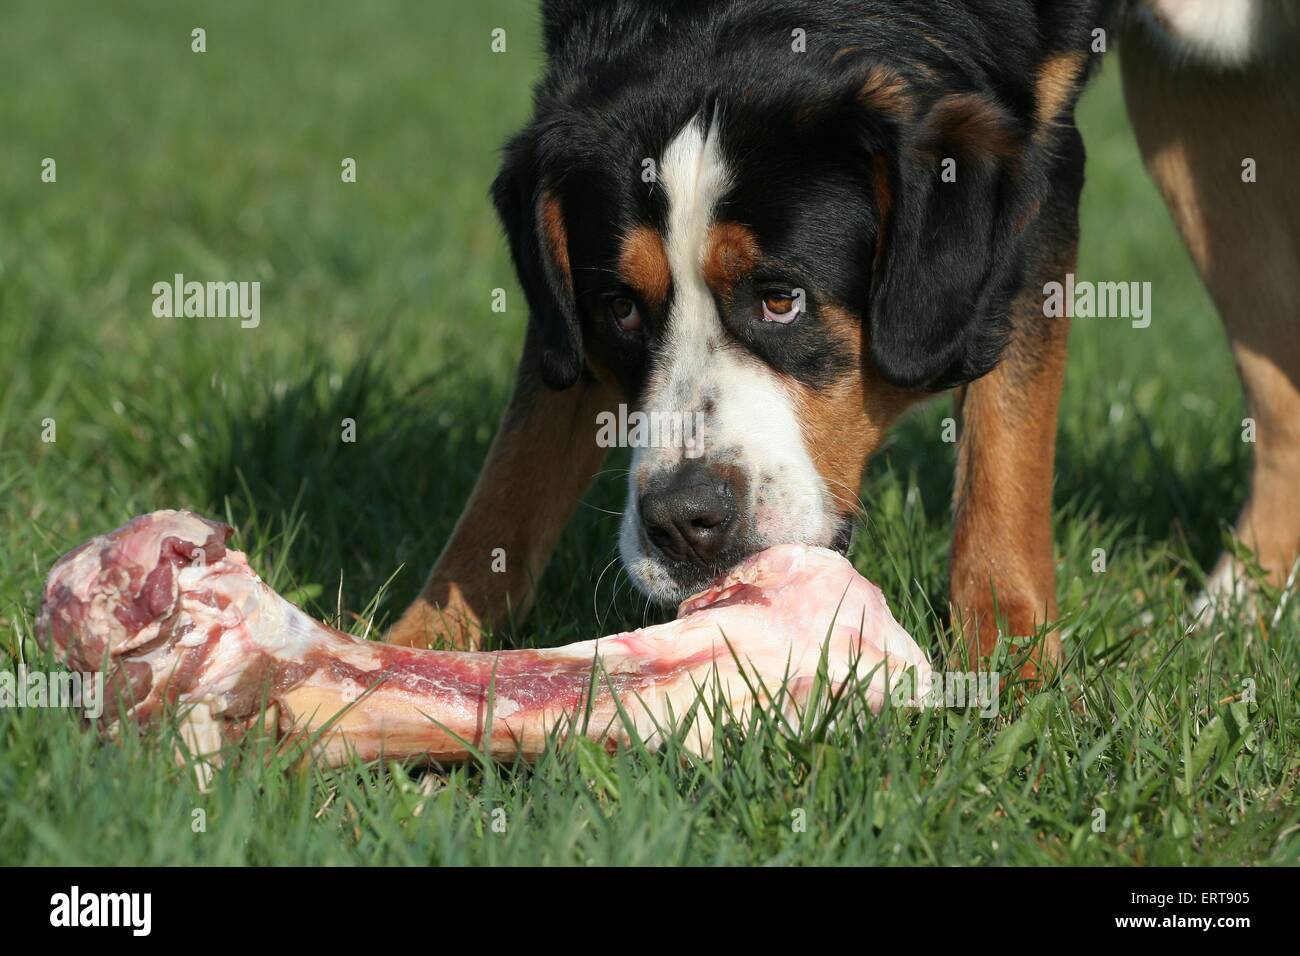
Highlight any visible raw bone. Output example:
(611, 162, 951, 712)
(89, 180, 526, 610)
(37, 510, 931, 764)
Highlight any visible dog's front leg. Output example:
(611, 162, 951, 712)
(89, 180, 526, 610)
(388, 338, 619, 649)
(949, 285, 1070, 684)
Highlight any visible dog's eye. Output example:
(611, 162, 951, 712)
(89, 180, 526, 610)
(608, 296, 642, 332)
(760, 291, 802, 324)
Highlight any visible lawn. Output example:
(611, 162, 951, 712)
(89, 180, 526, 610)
(0, 0, 1296, 865)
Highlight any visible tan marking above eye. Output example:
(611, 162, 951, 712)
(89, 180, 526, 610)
(618, 226, 671, 309)
(702, 222, 761, 297)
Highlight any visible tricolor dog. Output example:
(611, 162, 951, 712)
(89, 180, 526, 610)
(389, 0, 1300, 681)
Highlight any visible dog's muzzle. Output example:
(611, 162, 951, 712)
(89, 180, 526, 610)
(639, 459, 738, 568)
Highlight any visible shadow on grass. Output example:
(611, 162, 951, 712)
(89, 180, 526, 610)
(195, 353, 506, 626)
(198, 349, 1251, 644)
(867, 398, 1249, 575)
(1053, 428, 1248, 573)
(193, 350, 636, 643)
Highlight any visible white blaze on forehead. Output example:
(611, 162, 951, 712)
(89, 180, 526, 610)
(619, 112, 836, 600)
(648, 111, 731, 406)
(660, 112, 732, 292)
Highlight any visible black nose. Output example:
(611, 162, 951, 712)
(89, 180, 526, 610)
(639, 463, 736, 566)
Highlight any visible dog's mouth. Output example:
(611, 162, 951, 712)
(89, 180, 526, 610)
(631, 514, 857, 604)
(828, 518, 855, 556)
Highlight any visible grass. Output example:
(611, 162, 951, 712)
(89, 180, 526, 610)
(1, 0, 1296, 866)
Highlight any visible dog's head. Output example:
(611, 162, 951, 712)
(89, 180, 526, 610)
(493, 0, 1089, 601)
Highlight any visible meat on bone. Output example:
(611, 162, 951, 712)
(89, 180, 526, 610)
(37, 510, 931, 764)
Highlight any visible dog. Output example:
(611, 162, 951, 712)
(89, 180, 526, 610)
(387, 0, 1300, 681)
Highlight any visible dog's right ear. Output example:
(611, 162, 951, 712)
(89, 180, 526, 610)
(492, 130, 584, 390)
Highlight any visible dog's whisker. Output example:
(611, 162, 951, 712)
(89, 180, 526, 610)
(608, 564, 637, 628)
(822, 479, 869, 519)
(592, 552, 623, 629)
(806, 459, 869, 515)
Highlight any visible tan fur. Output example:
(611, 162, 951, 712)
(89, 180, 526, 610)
(539, 189, 572, 292)
(387, 332, 620, 649)
(1121, 24, 1300, 602)
(619, 225, 672, 309)
(870, 153, 892, 275)
(788, 306, 918, 519)
(1034, 52, 1086, 130)
(859, 64, 914, 122)
(701, 222, 761, 299)
(931, 92, 1017, 161)
(949, 281, 1071, 683)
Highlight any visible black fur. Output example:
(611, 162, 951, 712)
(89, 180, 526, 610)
(494, 0, 1117, 394)
(492, 130, 585, 390)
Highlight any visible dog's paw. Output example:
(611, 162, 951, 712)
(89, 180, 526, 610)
(1187, 557, 1259, 632)
(949, 589, 1061, 688)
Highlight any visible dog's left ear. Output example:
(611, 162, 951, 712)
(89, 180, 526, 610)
(492, 130, 584, 390)
(865, 85, 1037, 391)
